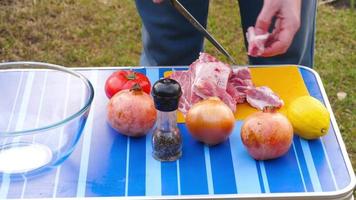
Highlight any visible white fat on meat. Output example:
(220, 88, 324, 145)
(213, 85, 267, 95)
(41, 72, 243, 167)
(246, 27, 270, 57)
(246, 86, 284, 110)
(193, 62, 231, 95)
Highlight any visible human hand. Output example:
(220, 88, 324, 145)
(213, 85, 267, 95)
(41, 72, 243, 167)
(247, 0, 301, 57)
(153, 0, 164, 3)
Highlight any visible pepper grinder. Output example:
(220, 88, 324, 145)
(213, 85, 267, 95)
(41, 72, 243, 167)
(151, 78, 182, 161)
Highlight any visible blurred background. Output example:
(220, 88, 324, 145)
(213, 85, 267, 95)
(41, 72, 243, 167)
(0, 0, 355, 170)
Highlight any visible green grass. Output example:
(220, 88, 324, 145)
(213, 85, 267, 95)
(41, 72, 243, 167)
(0, 0, 355, 171)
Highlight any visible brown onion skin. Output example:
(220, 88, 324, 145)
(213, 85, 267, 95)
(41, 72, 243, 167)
(241, 109, 293, 160)
(186, 97, 235, 145)
(107, 88, 157, 137)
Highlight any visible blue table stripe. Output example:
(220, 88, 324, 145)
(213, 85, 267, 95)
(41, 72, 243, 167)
(6, 72, 28, 132)
(125, 137, 130, 196)
(322, 125, 350, 189)
(127, 137, 146, 196)
(229, 122, 261, 194)
(145, 130, 162, 196)
(300, 139, 323, 192)
(204, 146, 214, 194)
(144, 68, 162, 196)
(145, 67, 159, 89)
(13, 72, 68, 199)
(293, 136, 314, 192)
(76, 70, 99, 197)
(309, 139, 336, 191)
(13, 72, 35, 131)
(161, 162, 179, 195)
(132, 67, 146, 75)
(178, 124, 209, 195)
(159, 68, 172, 79)
(54, 136, 83, 198)
(0, 73, 29, 199)
(0, 175, 10, 200)
(264, 145, 305, 192)
(299, 68, 324, 102)
(51, 74, 73, 198)
(8, 73, 44, 198)
(19, 72, 48, 198)
(0, 72, 24, 130)
(258, 161, 270, 193)
(255, 162, 265, 193)
(176, 160, 181, 194)
(291, 143, 307, 192)
(83, 70, 128, 197)
(209, 140, 237, 194)
(54, 71, 89, 198)
(15, 72, 46, 131)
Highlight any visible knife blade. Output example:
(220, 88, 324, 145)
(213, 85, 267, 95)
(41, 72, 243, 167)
(170, 0, 237, 65)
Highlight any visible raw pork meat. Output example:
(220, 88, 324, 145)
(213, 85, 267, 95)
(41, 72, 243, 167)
(170, 70, 200, 114)
(246, 27, 269, 57)
(246, 86, 284, 110)
(193, 77, 237, 112)
(170, 52, 284, 114)
(170, 53, 235, 113)
(227, 67, 254, 103)
(192, 61, 232, 107)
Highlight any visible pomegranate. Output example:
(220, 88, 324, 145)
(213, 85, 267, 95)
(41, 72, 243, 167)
(107, 84, 157, 137)
(240, 107, 293, 160)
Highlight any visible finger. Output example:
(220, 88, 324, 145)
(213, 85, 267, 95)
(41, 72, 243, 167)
(255, 1, 279, 34)
(265, 19, 281, 47)
(261, 29, 294, 57)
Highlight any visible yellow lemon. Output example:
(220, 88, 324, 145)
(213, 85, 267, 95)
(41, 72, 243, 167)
(287, 96, 330, 140)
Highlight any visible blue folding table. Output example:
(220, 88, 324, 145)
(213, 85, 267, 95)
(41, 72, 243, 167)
(0, 65, 355, 199)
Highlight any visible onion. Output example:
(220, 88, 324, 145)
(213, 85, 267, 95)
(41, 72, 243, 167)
(186, 97, 235, 145)
(107, 84, 157, 137)
(241, 107, 293, 160)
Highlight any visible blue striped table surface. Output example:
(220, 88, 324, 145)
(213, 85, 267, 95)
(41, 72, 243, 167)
(0, 66, 355, 199)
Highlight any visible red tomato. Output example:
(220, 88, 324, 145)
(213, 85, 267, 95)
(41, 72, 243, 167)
(105, 70, 151, 98)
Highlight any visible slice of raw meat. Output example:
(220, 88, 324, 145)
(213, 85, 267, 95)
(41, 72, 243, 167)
(227, 67, 254, 103)
(193, 62, 231, 90)
(246, 86, 284, 110)
(193, 77, 237, 112)
(246, 27, 269, 57)
(226, 82, 246, 104)
(170, 70, 201, 114)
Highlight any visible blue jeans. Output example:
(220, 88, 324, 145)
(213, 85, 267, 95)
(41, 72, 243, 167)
(135, 0, 317, 68)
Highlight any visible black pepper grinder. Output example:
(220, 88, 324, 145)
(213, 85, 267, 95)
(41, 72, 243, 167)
(151, 78, 182, 161)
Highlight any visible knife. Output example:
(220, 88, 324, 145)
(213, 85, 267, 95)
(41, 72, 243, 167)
(170, 0, 237, 65)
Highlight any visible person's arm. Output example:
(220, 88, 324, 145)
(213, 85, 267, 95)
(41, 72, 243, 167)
(249, 0, 302, 57)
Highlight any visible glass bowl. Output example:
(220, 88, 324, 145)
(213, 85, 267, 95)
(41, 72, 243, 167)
(0, 62, 94, 176)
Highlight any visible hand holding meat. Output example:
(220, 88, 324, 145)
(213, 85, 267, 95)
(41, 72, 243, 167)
(247, 0, 301, 57)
